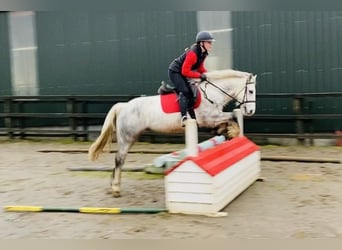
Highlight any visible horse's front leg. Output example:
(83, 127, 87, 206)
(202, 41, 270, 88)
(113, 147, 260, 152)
(199, 111, 233, 135)
(213, 111, 241, 138)
(212, 111, 234, 128)
(226, 120, 241, 138)
(215, 123, 228, 135)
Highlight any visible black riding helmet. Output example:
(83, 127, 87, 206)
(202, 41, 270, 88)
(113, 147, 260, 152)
(195, 31, 215, 43)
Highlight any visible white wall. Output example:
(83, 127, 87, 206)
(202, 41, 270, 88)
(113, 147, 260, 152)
(197, 11, 233, 71)
(8, 11, 39, 96)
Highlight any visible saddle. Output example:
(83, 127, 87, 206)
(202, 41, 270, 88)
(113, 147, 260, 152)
(157, 81, 176, 95)
(157, 80, 200, 100)
(157, 81, 201, 114)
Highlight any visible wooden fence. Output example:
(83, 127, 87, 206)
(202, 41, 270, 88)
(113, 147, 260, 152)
(0, 95, 138, 141)
(0, 93, 341, 144)
(245, 92, 342, 144)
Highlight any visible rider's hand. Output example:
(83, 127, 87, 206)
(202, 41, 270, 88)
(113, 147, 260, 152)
(200, 73, 207, 82)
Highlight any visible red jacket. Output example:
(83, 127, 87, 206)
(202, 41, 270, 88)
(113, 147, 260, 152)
(169, 44, 207, 78)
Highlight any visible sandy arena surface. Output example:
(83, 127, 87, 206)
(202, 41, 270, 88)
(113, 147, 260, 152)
(1, 138, 342, 239)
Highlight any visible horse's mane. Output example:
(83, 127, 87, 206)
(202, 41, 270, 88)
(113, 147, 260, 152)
(206, 69, 251, 80)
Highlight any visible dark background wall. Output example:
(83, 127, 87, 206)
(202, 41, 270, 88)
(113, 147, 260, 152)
(0, 12, 11, 96)
(36, 11, 197, 95)
(0, 11, 341, 133)
(232, 11, 342, 133)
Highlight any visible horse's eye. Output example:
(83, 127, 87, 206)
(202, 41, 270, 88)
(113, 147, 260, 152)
(249, 90, 254, 94)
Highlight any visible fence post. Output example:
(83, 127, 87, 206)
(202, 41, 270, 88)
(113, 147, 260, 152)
(67, 97, 77, 141)
(293, 96, 305, 145)
(4, 97, 13, 139)
(18, 100, 26, 139)
(81, 100, 88, 141)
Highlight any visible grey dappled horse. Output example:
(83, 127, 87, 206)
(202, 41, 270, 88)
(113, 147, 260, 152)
(89, 69, 257, 197)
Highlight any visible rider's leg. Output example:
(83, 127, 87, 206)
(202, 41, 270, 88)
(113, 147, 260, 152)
(168, 70, 192, 127)
(185, 82, 196, 120)
(179, 92, 188, 126)
(187, 107, 196, 120)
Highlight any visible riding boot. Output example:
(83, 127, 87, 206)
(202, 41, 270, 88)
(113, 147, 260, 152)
(186, 93, 197, 120)
(187, 108, 197, 120)
(179, 93, 188, 127)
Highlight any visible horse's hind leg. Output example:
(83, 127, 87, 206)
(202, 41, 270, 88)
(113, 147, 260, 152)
(110, 138, 134, 197)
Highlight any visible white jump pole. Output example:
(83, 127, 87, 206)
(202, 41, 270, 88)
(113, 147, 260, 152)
(185, 119, 198, 157)
(153, 135, 226, 169)
(233, 108, 244, 137)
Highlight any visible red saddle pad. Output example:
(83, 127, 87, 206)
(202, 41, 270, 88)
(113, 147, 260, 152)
(160, 91, 202, 113)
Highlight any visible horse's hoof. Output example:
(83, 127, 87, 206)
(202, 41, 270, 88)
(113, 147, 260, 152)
(112, 191, 121, 198)
(112, 185, 121, 198)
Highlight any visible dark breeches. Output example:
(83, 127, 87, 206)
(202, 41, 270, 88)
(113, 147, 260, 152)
(168, 70, 195, 118)
(168, 70, 192, 97)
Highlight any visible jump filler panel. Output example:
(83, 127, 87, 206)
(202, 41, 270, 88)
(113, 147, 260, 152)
(165, 136, 260, 216)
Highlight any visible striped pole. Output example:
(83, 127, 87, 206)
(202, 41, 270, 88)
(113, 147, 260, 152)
(4, 206, 167, 214)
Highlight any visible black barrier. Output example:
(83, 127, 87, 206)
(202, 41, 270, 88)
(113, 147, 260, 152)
(0, 94, 342, 143)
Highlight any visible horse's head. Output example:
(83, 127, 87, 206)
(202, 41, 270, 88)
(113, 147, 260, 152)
(238, 74, 257, 116)
(203, 69, 257, 117)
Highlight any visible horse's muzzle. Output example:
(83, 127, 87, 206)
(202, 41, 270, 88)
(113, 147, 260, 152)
(240, 103, 256, 116)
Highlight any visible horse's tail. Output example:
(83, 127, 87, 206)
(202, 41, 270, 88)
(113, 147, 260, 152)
(88, 102, 124, 161)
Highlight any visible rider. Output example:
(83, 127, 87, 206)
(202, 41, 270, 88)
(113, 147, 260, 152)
(168, 30, 215, 127)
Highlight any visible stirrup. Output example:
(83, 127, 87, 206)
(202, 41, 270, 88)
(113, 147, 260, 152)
(181, 116, 187, 127)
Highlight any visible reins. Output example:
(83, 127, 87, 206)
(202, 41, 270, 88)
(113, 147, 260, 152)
(199, 75, 253, 106)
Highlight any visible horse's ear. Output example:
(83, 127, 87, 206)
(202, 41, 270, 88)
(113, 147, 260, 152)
(253, 74, 257, 84)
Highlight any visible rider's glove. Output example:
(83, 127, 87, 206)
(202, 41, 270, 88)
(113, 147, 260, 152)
(200, 73, 207, 82)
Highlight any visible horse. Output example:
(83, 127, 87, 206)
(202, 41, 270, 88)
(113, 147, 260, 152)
(88, 69, 257, 197)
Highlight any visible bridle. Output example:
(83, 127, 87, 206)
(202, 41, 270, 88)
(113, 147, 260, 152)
(199, 74, 255, 108)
